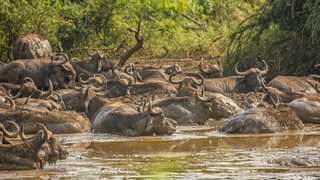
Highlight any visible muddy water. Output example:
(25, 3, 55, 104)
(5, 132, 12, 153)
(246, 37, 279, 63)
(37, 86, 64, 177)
(1, 124, 320, 179)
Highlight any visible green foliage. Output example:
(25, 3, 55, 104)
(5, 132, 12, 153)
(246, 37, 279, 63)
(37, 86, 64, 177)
(0, 0, 259, 62)
(227, 0, 320, 77)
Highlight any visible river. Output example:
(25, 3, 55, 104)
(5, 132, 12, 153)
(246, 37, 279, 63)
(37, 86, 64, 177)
(1, 124, 319, 179)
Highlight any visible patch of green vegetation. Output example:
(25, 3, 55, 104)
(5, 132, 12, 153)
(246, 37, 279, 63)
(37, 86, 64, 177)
(227, 0, 320, 77)
(0, 0, 261, 62)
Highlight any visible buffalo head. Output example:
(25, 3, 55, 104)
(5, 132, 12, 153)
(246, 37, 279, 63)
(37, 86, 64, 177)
(235, 60, 269, 92)
(88, 50, 114, 72)
(48, 53, 76, 89)
(169, 73, 204, 97)
(199, 58, 223, 78)
(139, 98, 177, 135)
(20, 123, 69, 167)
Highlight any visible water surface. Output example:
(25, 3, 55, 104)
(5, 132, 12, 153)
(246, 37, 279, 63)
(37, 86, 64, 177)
(1, 124, 320, 179)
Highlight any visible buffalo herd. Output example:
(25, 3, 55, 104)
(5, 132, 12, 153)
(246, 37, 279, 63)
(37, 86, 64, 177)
(0, 34, 319, 170)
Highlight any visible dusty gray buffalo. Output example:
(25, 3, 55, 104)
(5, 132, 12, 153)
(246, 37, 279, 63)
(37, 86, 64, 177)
(267, 75, 319, 94)
(0, 123, 68, 170)
(0, 54, 76, 89)
(203, 60, 268, 93)
(13, 33, 53, 60)
(85, 89, 177, 136)
(219, 99, 304, 134)
(289, 95, 320, 124)
(0, 96, 91, 134)
(153, 91, 242, 125)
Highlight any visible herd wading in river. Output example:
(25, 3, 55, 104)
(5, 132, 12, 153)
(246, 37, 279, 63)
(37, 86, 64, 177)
(0, 33, 319, 170)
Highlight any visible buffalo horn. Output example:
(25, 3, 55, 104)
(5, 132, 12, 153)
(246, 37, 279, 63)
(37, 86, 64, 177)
(261, 77, 271, 91)
(192, 74, 205, 86)
(4, 96, 15, 110)
(169, 74, 185, 84)
(147, 98, 161, 115)
(260, 60, 269, 75)
(173, 64, 182, 73)
(39, 79, 53, 99)
(234, 62, 250, 76)
(270, 94, 280, 108)
(0, 121, 19, 138)
(196, 88, 207, 101)
(23, 77, 35, 84)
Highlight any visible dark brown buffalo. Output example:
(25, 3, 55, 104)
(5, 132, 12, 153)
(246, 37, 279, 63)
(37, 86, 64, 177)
(65, 74, 107, 111)
(0, 54, 76, 89)
(13, 33, 53, 60)
(203, 60, 268, 93)
(261, 77, 305, 104)
(199, 58, 223, 78)
(0, 123, 68, 170)
(219, 100, 304, 133)
(169, 73, 204, 97)
(85, 89, 177, 136)
(70, 51, 114, 79)
(153, 91, 242, 125)
(9, 77, 53, 99)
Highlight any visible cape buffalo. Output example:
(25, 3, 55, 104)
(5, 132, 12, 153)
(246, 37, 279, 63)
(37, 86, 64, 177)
(9, 77, 53, 99)
(219, 99, 304, 133)
(0, 96, 91, 134)
(203, 60, 268, 93)
(169, 73, 204, 97)
(199, 58, 223, 78)
(267, 75, 319, 94)
(289, 96, 320, 124)
(153, 91, 242, 125)
(70, 51, 114, 79)
(0, 123, 68, 170)
(13, 33, 53, 60)
(0, 54, 76, 89)
(85, 89, 177, 136)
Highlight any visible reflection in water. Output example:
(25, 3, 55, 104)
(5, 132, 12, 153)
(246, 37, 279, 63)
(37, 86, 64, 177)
(0, 125, 319, 179)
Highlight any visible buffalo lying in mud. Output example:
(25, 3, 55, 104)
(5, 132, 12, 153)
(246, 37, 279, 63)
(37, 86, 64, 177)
(267, 75, 319, 94)
(169, 73, 204, 97)
(0, 54, 76, 89)
(9, 77, 54, 99)
(0, 123, 68, 170)
(0, 96, 91, 133)
(152, 91, 242, 125)
(14, 92, 65, 111)
(85, 89, 177, 136)
(199, 58, 223, 78)
(261, 77, 306, 104)
(219, 98, 304, 133)
(289, 96, 320, 124)
(13, 33, 53, 60)
(203, 60, 268, 93)
(70, 51, 114, 80)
